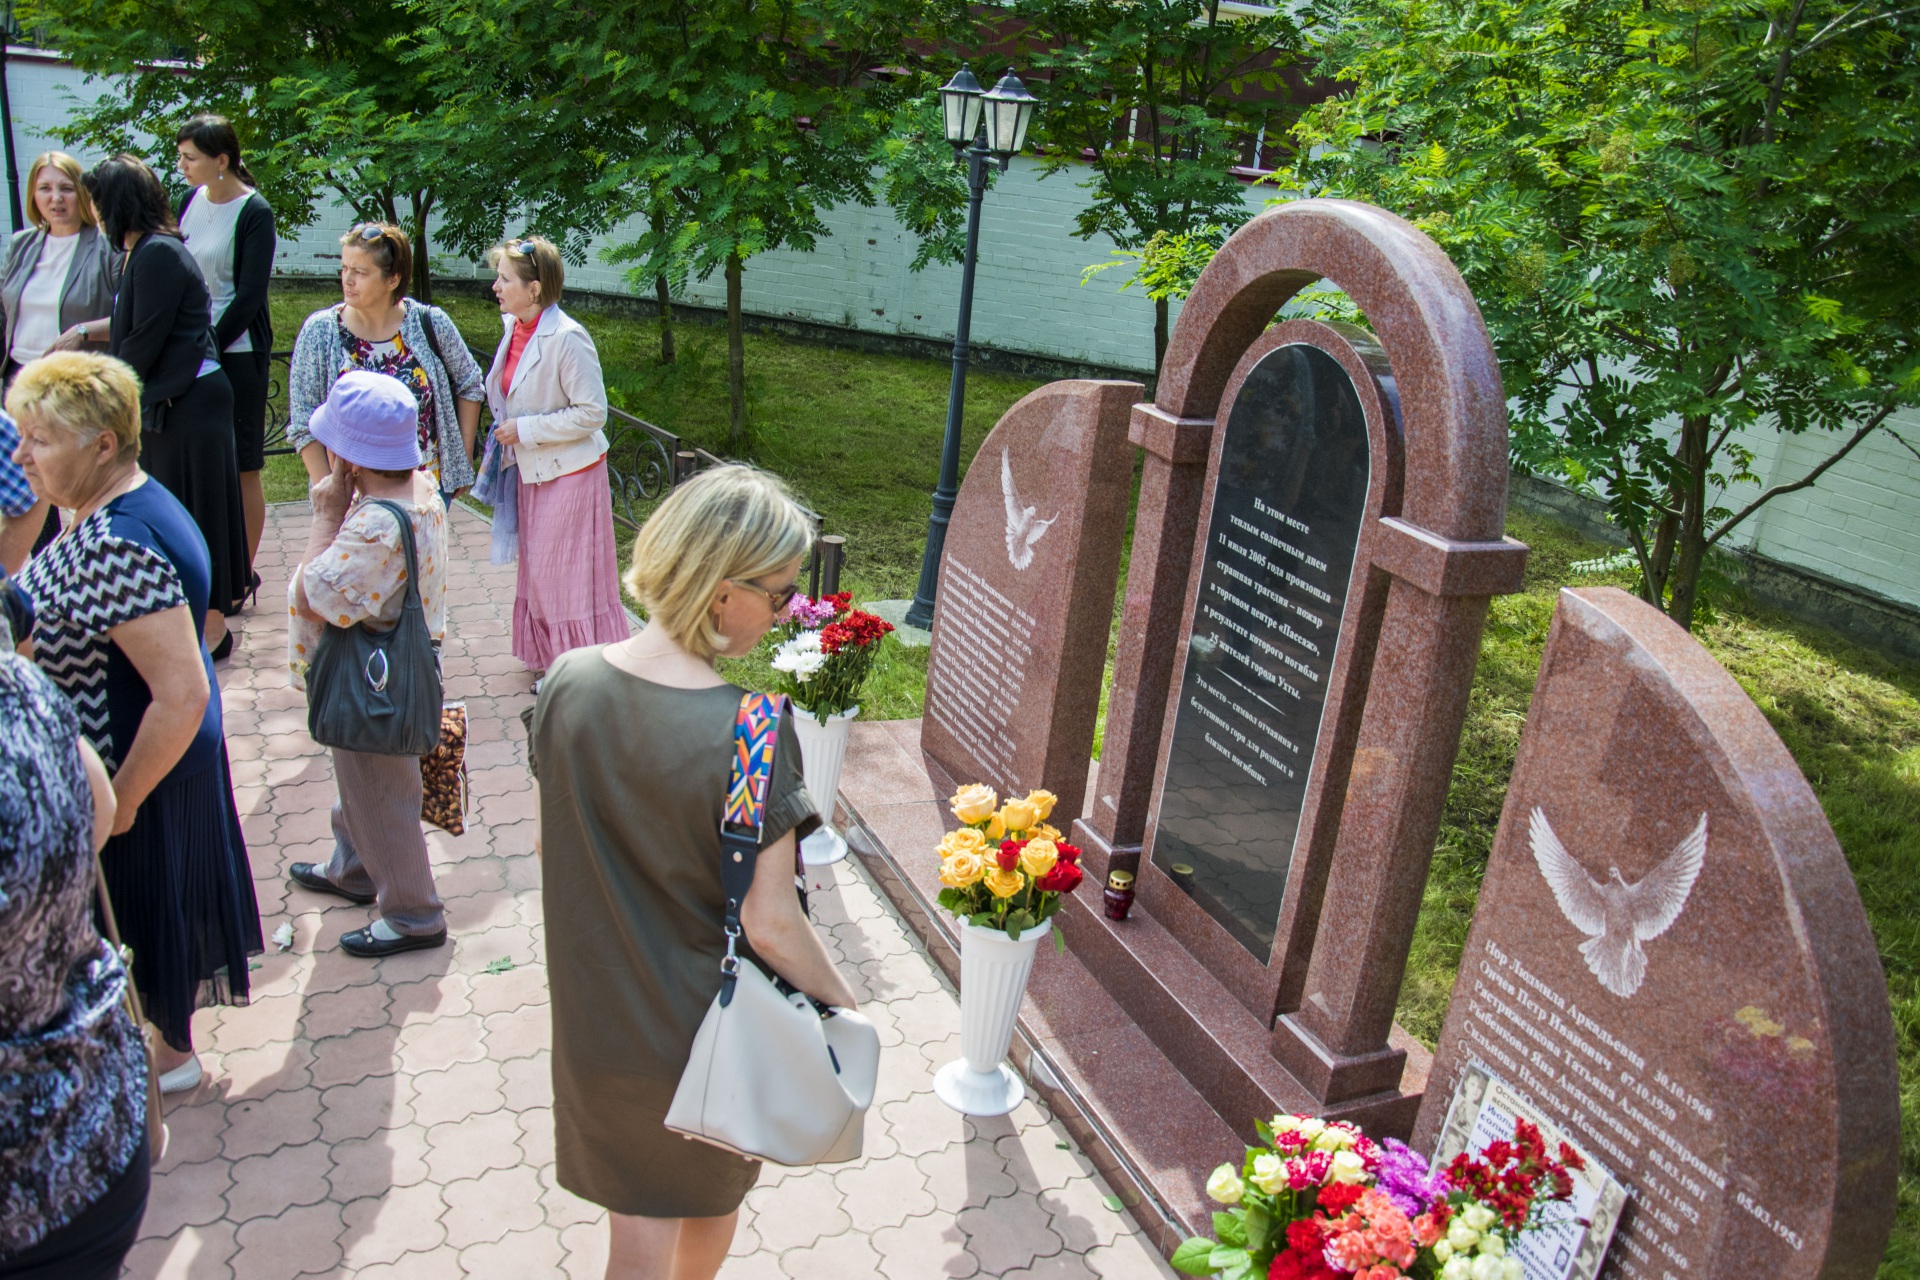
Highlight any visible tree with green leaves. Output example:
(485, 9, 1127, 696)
(28, 0, 480, 300)
(418, 0, 962, 453)
(1017, 0, 1312, 372)
(1270, 0, 1920, 627)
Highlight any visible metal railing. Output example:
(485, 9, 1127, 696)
(263, 345, 845, 598)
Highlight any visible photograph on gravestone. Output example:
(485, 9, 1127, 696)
(1150, 341, 1373, 955)
(1430, 1061, 1629, 1280)
(1412, 587, 1900, 1280)
(921, 379, 1140, 825)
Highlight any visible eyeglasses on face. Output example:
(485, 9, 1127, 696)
(728, 577, 799, 612)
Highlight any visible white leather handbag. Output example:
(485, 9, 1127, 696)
(665, 692, 880, 1166)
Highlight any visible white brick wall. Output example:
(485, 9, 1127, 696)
(9, 50, 1914, 609)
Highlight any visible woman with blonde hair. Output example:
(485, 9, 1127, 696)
(10, 352, 261, 1097)
(483, 235, 625, 685)
(0, 151, 119, 571)
(533, 464, 856, 1280)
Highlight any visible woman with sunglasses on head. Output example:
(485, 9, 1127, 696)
(484, 236, 627, 688)
(83, 154, 249, 661)
(287, 223, 485, 509)
(175, 114, 276, 589)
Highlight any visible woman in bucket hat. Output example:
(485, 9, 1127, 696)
(284, 370, 451, 957)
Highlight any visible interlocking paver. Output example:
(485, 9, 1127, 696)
(126, 503, 1175, 1279)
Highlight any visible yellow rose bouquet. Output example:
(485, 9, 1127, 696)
(936, 785, 1084, 945)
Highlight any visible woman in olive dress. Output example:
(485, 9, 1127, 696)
(532, 464, 857, 1280)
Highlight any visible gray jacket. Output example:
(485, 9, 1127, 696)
(288, 299, 487, 490)
(0, 225, 117, 360)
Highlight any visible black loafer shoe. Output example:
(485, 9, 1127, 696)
(339, 926, 448, 958)
(289, 862, 376, 905)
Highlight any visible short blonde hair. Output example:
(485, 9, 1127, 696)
(624, 465, 814, 662)
(486, 235, 565, 307)
(5, 353, 143, 463)
(25, 152, 97, 231)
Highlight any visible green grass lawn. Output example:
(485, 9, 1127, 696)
(268, 283, 1918, 1271)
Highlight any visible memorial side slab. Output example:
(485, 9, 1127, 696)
(1412, 586, 1900, 1280)
(922, 378, 1141, 823)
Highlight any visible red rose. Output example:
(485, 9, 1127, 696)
(997, 841, 1024, 871)
(1055, 842, 1082, 865)
(1035, 862, 1083, 893)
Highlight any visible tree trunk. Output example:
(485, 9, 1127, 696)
(725, 251, 746, 454)
(1154, 296, 1170, 377)
(410, 192, 434, 304)
(656, 273, 676, 365)
(1664, 415, 1712, 628)
(650, 209, 675, 365)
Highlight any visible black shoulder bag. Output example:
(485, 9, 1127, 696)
(305, 499, 443, 756)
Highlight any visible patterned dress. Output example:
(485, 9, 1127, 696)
(16, 478, 262, 1051)
(336, 313, 438, 471)
(0, 654, 145, 1259)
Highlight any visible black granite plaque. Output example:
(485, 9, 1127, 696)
(1151, 343, 1371, 956)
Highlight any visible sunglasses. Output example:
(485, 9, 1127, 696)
(729, 577, 799, 613)
(349, 223, 391, 242)
(511, 239, 539, 256)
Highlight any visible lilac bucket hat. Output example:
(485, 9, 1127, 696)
(310, 370, 422, 470)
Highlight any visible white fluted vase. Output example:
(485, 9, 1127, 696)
(934, 917, 1049, 1116)
(791, 703, 857, 866)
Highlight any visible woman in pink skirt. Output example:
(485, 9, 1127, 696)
(484, 236, 629, 683)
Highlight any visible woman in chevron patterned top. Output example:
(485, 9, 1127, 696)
(8, 352, 262, 1098)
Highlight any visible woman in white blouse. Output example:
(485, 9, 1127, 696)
(177, 114, 278, 592)
(0, 151, 118, 567)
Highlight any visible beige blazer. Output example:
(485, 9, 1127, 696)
(486, 304, 610, 484)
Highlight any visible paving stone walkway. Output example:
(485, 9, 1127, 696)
(124, 501, 1177, 1280)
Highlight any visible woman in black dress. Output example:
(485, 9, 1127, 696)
(175, 116, 276, 584)
(12, 352, 261, 1097)
(83, 154, 248, 658)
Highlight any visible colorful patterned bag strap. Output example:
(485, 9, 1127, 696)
(716, 691, 792, 1005)
(723, 690, 785, 846)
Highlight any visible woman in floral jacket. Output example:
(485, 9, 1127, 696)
(287, 223, 485, 503)
(0, 647, 149, 1279)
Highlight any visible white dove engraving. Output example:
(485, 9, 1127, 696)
(1529, 807, 1707, 999)
(1002, 448, 1057, 571)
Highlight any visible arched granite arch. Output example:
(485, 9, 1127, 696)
(1157, 198, 1509, 542)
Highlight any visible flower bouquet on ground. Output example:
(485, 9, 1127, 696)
(768, 592, 895, 722)
(767, 593, 894, 865)
(937, 784, 1086, 946)
(1174, 1114, 1585, 1280)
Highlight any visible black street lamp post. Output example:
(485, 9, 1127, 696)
(0, 0, 21, 234)
(903, 66, 1038, 631)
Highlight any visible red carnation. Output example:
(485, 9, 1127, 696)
(1317, 1182, 1365, 1215)
(997, 841, 1024, 871)
(1269, 1247, 1339, 1280)
(1055, 842, 1082, 865)
(1036, 862, 1083, 893)
(1284, 1219, 1326, 1254)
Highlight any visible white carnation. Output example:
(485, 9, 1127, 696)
(772, 632, 827, 683)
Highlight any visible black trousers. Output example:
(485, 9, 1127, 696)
(0, 1138, 150, 1280)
